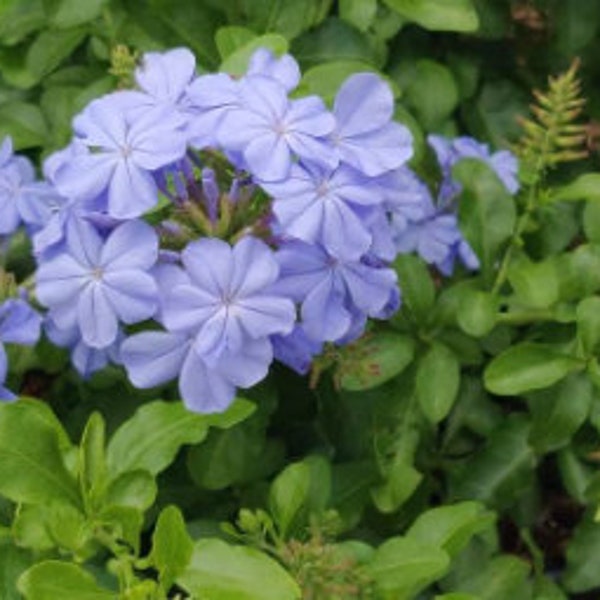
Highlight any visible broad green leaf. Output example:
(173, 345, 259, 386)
(220, 34, 288, 76)
(0, 103, 48, 149)
(97, 506, 143, 553)
(407, 502, 495, 558)
(337, 332, 415, 391)
(584, 201, 600, 242)
(455, 159, 516, 285)
(549, 174, 600, 203)
(339, 0, 378, 31)
(366, 536, 450, 599)
(435, 595, 478, 600)
(106, 399, 254, 477)
(383, 0, 478, 32)
(0, 0, 45, 45)
(453, 555, 531, 599)
(416, 342, 460, 424)
(0, 540, 33, 600)
(44, 0, 107, 27)
(151, 506, 193, 590)
(79, 412, 107, 505)
(233, 0, 333, 40)
(371, 460, 422, 514)
(557, 244, 600, 301)
(449, 416, 536, 509)
(484, 342, 584, 396)
(18, 561, 117, 599)
(291, 18, 380, 69)
(298, 60, 377, 106)
(269, 455, 330, 538)
(215, 26, 256, 60)
(331, 461, 378, 530)
(176, 539, 301, 600)
(43, 503, 89, 554)
(0, 400, 80, 507)
(149, 0, 224, 68)
(558, 448, 595, 505)
(104, 470, 157, 511)
(404, 59, 459, 130)
(394, 254, 435, 323)
(456, 288, 498, 337)
(26, 27, 87, 82)
(577, 297, 600, 355)
(562, 515, 600, 593)
(12, 505, 55, 552)
(507, 256, 560, 309)
(528, 374, 593, 453)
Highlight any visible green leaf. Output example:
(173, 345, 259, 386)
(453, 555, 531, 599)
(383, 0, 479, 32)
(104, 470, 157, 511)
(416, 342, 460, 424)
(0, 0, 45, 45)
(187, 417, 283, 490)
(394, 254, 435, 323)
(12, 505, 55, 552)
(528, 374, 593, 453)
(106, 399, 254, 477)
(97, 506, 143, 553)
(563, 514, 600, 593)
(507, 256, 560, 309)
(404, 59, 459, 130)
(0, 400, 80, 507)
(339, 0, 378, 32)
(298, 60, 377, 106)
(557, 244, 600, 301)
(549, 174, 600, 203)
(456, 288, 498, 337)
(79, 412, 107, 506)
(371, 460, 422, 514)
(176, 539, 301, 600)
(0, 102, 48, 149)
(337, 332, 415, 391)
(455, 159, 516, 285)
(269, 455, 331, 538)
(26, 27, 87, 82)
(18, 561, 117, 599)
(148, 0, 224, 68)
(215, 26, 256, 60)
(220, 34, 288, 76)
(407, 502, 495, 558)
(584, 202, 600, 243)
(449, 416, 536, 509)
(484, 342, 584, 396)
(233, 0, 333, 40)
(291, 18, 380, 69)
(151, 505, 193, 590)
(44, 0, 107, 27)
(577, 297, 600, 355)
(366, 536, 450, 599)
(0, 540, 33, 600)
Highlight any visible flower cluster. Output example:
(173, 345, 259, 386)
(0, 47, 519, 413)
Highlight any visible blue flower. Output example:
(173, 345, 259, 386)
(428, 134, 520, 197)
(333, 73, 413, 176)
(162, 236, 295, 362)
(217, 76, 336, 181)
(120, 330, 272, 413)
(0, 298, 42, 400)
(261, 162, 384, 261)
(246, 48, 301, 92)
(54, 93, 187, 218)
(36, 219, 159, 348)
(275, 240, 398, 343)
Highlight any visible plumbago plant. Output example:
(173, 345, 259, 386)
(1, 10, 600, 600)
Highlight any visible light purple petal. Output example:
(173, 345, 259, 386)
(78, 284, 118, 348)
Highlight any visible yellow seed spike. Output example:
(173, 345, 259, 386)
(517, 57, 587, 175)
